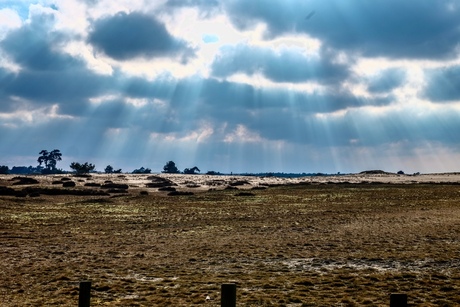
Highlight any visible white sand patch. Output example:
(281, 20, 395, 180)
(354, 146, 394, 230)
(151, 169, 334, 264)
(1, 172, 460, 194)
(280, 258, 460, 274)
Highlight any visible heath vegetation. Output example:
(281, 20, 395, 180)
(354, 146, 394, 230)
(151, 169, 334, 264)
(0, 174, 459, 306)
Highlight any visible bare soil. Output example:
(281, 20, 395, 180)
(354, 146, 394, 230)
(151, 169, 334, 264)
(1, 174, 459, 306)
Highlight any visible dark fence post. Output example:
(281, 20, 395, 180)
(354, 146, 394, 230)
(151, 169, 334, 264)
(221, 283, 236, 307)
(390, 293, 407, 307)
(79, 281, 91, 307)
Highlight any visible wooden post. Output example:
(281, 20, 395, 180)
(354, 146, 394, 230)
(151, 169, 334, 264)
(79, 281, 91, 307)
(221, 283, 236, 307)
(390, 293, 407, 307)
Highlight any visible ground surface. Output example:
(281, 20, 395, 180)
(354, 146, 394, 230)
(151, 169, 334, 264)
(1, 173, 460, 306)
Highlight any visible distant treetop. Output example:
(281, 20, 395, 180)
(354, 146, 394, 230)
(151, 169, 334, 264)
(162, 161, 180, 174)
(132, 167, 151, 174)
(37, 149, 62, 174)
(70, 162, 95, 174)
(184, 166, 200, 174)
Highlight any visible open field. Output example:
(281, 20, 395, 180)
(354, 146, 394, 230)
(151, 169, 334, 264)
(1, 174, 460, 306)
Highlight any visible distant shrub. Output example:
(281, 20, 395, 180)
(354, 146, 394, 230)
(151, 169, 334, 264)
(229, 180, 249, 186)
(62, 181, 76, 187)
(206, 171, 221, 175)
(158, 187, 176, 192)
(132, 167, 151, 174)
(359, 170, 389, 175)
(183, 166, 200, 174)
(105, 165, 122, 173)
(101, 183, 129, 190)
(70, 162, 95, 174)
(145, 176, 177, 188)
(0, 186, 16, 196)
(11, 177, 39, 185)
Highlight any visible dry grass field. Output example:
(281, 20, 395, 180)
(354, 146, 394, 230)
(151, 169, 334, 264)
(1, 174, 460, 306)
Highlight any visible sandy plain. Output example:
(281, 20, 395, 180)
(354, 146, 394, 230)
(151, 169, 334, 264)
(1, 173, 459, 306)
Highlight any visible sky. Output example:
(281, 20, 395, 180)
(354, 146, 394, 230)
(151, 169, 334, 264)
(1, 0, 460, 174)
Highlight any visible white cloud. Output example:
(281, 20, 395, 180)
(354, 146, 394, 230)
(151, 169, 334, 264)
(149, 123, 214, 143)
(0, 8, 22, 34)
(224, 124, 264, 143)
(63, 41, 114, 75)
(0, 103, 74, 127)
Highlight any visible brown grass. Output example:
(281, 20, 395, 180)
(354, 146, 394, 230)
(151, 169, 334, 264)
(1, 176, 459, 306)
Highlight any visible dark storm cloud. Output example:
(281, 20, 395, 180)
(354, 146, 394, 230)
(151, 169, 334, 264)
(88, 12, 195, 61)
(190, 78, 394, 145)
(367, 68, 406, 93)
(4, 70, 112, 108)
(225, 0, 460, 59)
(100, 75, 393, 141)
(117, 73, 176, 100)
(166, 0, 219, 8)
(165, 0, 220, 13)
(168, 79, 390, 145)
(344, 107, 460, 147)
(424, 66, 460, 102)
(237, 104, 460, 149)
(119, 74, 391, 118)
(211, 44, 349, 83)
(0, 63, 115, 116)
(0, 67, 14, 88)
(197, 78, 391, 113)
(79, 95, 191, 135)
(0, 93, 15, 112)
(0, 12, 119, 116)
(0, 68, 25, 112)
(1, 13, 79, 71)
(86, 99, 135, 128)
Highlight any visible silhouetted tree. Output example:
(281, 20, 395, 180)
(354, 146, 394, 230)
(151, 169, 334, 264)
(206, 170, 221, 175)
(132, 167, 151, 174)
(0, 165, 9, 174)
(38, 149, 62, 173)
(183, 166, 200, 174)
(70, 162, 95, 174)
(105, 165, 123, 173)
(162, 161, 180, 174)
(10, 166, 42, 174)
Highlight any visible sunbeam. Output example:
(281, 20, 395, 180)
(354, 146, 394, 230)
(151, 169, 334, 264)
(1, 0, 460, 174)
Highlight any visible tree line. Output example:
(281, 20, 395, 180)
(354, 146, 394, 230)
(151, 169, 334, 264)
(0, 149, 206, 175)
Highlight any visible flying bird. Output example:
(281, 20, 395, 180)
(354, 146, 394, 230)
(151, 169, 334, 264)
(305, 10, 316, 20)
